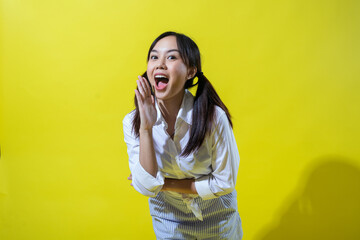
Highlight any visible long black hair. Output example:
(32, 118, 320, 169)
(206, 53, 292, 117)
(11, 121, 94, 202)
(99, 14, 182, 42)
(132, 31, 232, 156)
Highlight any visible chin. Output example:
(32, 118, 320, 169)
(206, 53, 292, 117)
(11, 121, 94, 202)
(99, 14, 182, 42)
(155, 93, 166, 100)
(155, 91, 173, 101)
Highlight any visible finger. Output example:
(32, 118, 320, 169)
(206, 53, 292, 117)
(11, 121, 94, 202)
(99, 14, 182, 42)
(135, 89, 143, 105)
(151, 95, 155, 105)
(136, 79, 145, 96)
(138, 76, 148, 96)
(139, 76, 149, 97)
(142, 77, 152, 96)
(137, 77, 147, 97)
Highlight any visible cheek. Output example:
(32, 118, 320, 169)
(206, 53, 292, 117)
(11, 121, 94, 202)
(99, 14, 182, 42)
(172, 63, 188, 79)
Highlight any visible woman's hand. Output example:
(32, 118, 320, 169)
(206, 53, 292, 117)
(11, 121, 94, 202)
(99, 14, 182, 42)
(135, 76, 157, 131)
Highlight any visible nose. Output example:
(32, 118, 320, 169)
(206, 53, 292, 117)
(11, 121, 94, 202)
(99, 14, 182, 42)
(156, 57, 167, 70)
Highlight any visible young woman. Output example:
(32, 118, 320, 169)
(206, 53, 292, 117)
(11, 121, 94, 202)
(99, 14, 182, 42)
(123, 31, 243, 239)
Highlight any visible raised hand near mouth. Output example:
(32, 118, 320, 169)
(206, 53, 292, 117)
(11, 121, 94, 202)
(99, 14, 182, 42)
(135, 75, 158, 178)
(135, 75, 157, 131)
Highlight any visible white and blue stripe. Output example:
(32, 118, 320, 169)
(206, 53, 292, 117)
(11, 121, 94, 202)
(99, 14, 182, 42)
(149, 190, 243, 239)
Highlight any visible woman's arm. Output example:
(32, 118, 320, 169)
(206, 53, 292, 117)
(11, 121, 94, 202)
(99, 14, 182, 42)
(160, 111, 239, 198)
(123, 76, 164, 197)
(124, 114, 164, 197)
(194, 112, 240, 200)
(161, 178, 198, 194)
(139, 128, 157, 177)
(135, 76, 158, 177)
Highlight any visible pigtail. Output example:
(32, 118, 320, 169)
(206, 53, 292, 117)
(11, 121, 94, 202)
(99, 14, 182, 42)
(181, 72, 232, 157)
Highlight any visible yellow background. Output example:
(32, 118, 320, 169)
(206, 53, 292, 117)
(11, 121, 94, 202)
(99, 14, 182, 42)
(1, 0, 359, 239)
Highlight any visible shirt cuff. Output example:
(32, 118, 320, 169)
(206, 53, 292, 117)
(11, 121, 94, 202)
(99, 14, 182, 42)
(132, 161, 164, 197)
(195, 175, 216, 200)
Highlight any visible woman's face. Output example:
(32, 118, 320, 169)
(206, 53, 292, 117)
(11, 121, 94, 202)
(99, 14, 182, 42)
(147, 36, 196, 102)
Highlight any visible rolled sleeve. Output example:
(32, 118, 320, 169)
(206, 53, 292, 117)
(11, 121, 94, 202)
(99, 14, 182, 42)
(195, 175, 216, 200)
(132, 161, 164, 197)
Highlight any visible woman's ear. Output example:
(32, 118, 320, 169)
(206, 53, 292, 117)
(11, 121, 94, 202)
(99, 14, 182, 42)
(187, 67, 197, 80)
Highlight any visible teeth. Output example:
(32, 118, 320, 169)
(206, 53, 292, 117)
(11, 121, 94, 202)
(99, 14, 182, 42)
(155, 75, 167, 79)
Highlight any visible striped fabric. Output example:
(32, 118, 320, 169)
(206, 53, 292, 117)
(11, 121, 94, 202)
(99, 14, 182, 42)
(149, 190, 243, 239)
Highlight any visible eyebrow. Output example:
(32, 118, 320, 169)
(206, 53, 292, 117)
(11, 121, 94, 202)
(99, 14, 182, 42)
(150, 49, 179, 53)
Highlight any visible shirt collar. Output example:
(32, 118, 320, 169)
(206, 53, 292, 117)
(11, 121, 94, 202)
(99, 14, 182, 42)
(154, 89, 194, 126)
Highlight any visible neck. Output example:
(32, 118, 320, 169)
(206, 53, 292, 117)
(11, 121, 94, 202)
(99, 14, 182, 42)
(157, 91, 185, 126)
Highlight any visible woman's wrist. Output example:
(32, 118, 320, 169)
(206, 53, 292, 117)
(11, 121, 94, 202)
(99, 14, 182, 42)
(139, 128, 153, 135)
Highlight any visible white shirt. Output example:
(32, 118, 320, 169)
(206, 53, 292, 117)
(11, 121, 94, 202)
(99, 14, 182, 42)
(123, 90, 240, 202)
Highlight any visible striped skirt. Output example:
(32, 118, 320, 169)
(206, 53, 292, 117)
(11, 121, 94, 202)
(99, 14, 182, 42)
(149, 190, 243, 240)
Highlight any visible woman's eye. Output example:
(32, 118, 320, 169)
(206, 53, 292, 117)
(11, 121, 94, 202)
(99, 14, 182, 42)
(167, 55, 176, 60)
(150, 55, 158, 59)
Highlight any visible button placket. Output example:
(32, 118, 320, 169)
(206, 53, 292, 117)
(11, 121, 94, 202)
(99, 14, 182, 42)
(175, 120, 189, 178)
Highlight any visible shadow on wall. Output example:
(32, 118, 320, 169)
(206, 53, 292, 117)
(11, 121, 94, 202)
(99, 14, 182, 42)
(257, 156, 360, 240)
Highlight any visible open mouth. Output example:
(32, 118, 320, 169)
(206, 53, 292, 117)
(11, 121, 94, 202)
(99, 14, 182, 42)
(154, 75, 169, 90)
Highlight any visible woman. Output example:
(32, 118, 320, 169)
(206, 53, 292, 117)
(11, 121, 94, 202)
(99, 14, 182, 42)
(123, 31, 243, 239)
